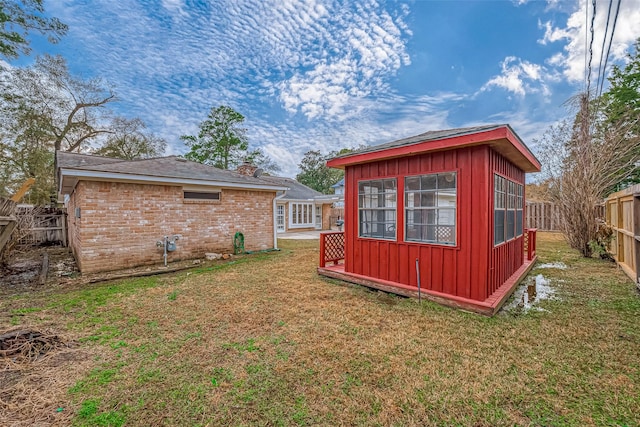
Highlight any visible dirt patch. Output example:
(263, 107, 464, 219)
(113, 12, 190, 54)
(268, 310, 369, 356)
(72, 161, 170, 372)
(0, 244, 228, 297)
(0, 246, 77, 293)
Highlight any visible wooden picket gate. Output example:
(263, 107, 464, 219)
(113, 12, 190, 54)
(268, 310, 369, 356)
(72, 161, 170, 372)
(525, 202, 562, 231)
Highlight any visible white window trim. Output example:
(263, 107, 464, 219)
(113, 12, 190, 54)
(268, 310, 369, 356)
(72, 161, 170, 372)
(357, 178, 397, 240)
(288, 202, 315, 228)
(276, 204, 285, 233)
(403, 172, 457, 246)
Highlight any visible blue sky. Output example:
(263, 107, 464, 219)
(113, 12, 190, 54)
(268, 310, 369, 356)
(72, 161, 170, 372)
(9, 0, 640, 177)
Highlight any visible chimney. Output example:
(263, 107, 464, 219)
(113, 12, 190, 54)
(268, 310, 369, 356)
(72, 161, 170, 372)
(236, 162, 259, 176)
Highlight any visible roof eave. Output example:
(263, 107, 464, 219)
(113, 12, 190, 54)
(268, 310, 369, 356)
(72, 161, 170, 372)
(326, 126, 541, 173)
(58, 168, 288, 195)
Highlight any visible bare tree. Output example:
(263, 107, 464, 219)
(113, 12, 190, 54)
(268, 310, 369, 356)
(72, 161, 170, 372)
(537, 94, 640, 257)
(1, 55, 116, 153)
(0, 55, 116, 202)
(94, 117, 166, 160)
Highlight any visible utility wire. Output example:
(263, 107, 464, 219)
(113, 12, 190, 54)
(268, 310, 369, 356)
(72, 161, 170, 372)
(598, 0, 623, 98)
(595, 0, 614, 99)
(584, 1, 589, 93)
(586, 0, 597, 97)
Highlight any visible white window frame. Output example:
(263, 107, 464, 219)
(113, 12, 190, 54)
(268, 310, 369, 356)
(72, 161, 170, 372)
(289, 202, 314, 228)
(358, 178, 397, 240)
(276, 204, 285, 232)
(494, 174, 524, 246)
(404, 172, 457, 246)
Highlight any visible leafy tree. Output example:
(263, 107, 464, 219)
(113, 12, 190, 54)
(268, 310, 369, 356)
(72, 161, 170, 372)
(181, 105, 249, 169)
(0, 100, 54, 203)
(94, 117, 166, 160)
(603, 38, 640, 125)
(600, 39, 640, 187)
(296, 150, 345, 194)
(0, 0, 67, 60)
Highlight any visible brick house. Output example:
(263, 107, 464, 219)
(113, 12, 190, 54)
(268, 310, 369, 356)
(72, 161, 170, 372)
(259, 175, 336, 233)
(57, 152, 288, 273)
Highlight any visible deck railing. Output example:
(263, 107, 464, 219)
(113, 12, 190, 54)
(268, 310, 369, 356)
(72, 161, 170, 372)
(319, 231, 345, 267)
(524, 228, 537, 261)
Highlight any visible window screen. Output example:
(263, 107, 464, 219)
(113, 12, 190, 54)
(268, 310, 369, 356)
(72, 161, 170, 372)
(405, 172, 457, 245)
(358, 179, 397, 240)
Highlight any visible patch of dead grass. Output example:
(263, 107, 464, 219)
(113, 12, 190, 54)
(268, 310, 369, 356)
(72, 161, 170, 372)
(1, 233, 639, 426)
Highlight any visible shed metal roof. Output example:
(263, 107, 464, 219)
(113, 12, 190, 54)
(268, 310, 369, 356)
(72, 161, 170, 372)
(327, 124, 541, 173)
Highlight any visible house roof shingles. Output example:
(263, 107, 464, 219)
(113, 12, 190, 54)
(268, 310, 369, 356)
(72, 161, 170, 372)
(259, 176, 331, 201)
(56, 152, 289, 194)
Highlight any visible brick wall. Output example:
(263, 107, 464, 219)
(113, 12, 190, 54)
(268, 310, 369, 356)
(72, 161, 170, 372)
(68, 181, 275, 273)
(66, 183, 83, 270)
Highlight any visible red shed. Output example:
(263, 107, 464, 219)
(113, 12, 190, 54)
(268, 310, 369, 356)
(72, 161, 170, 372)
(318, 124, 541, 315)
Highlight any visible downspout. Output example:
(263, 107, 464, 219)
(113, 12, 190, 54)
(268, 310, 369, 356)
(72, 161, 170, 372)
(273, 192, 287, 250)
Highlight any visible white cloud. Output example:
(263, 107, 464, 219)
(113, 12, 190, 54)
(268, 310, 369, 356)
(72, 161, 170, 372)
(538, 0, 640, 83)
(276, 1, 411, 120)
(249, 92, 459, 177)
(161, 0, 188, 16)
(481, 57, 550, 97)
(484, 0, 639, 99)
(537, 20, 571, 45)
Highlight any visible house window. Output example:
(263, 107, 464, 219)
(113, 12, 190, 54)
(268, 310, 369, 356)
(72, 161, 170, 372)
(183, 191, 221, 201)
(276, 204, 285, 232)
(290, 202, 314, 227)
(405, 172, 457, 245)
(358, 178, 397, 240)
(494, 175, 524, 245)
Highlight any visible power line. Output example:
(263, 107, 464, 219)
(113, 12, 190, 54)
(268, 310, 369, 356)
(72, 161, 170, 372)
(595, 0, 614, 99)
(598, 0, 623, 98)
(584, 0, 589, 93)
(586, 0, 597, 97)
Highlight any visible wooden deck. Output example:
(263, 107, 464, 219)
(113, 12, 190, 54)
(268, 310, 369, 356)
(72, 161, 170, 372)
(318, 255, 537, 316)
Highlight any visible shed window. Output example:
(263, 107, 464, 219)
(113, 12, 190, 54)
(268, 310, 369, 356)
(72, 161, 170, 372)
(290, 202, 314, 227)
(494, 175, 524, 245)
(183, 191, 220, 201)
(405, 172, 457, 245)
(358, 179, 397, 240)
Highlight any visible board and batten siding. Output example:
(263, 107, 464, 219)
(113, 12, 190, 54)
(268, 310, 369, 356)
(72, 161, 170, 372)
(344, 146, 484, 301)
(489, 148, 526, 299)
(343, 145, 526, 302)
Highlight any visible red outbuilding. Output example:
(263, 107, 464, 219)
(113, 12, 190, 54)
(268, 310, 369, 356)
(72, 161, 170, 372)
(318, 124, 541, 315)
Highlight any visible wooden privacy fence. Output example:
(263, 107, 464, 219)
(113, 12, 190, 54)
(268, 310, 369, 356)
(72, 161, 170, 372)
(605, 184, 640, 285)
(329, 207, 344, 229)
(15, 206, 67, 247)
(525, 202, 562, 231)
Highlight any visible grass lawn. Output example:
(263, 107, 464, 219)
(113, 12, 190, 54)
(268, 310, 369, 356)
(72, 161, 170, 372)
(1, 232, 639, 426)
